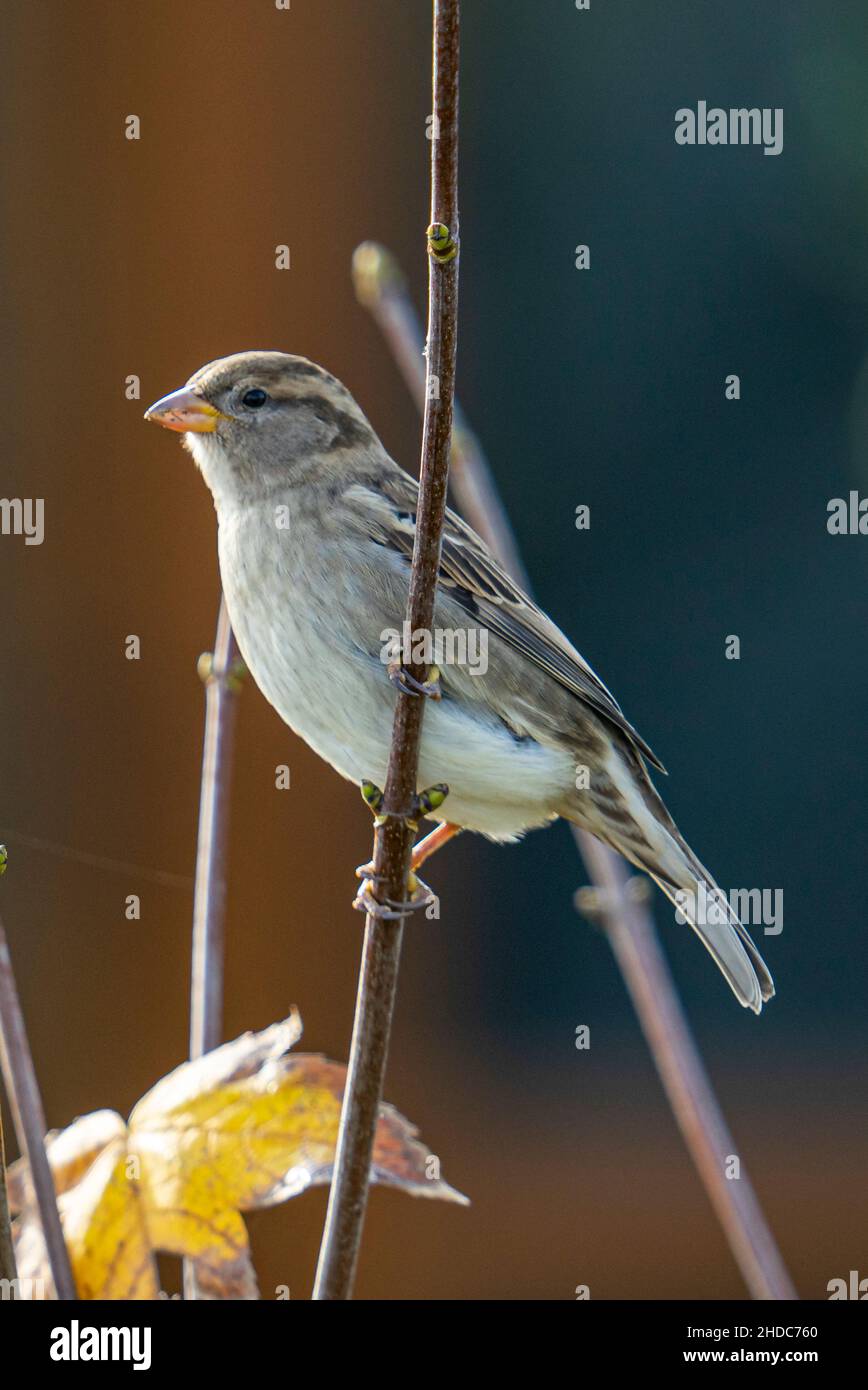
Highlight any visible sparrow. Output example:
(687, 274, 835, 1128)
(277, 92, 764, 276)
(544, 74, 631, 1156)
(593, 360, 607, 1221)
(145, 351, 774, 1013)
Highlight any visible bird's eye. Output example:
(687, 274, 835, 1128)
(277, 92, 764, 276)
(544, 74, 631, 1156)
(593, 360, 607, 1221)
(241, 387, 268, 409)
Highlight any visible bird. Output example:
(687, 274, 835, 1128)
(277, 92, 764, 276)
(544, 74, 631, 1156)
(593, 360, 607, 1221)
(145, 351, 774, 1013)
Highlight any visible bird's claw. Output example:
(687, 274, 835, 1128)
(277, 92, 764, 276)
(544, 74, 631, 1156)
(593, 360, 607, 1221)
(387, 660, 442, 700)
(354, 780, 449, 913)
(352, 870, 436, 919)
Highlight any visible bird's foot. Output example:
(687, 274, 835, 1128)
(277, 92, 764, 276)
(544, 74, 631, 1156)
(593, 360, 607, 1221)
(354, 781, 450, 916)
(387, 660, 442, 700)
(352, 868, 436, 919)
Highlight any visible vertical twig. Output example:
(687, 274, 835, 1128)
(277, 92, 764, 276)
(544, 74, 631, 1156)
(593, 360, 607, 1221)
(189, 597, 242, 1059)
(576, 833, 795, 1299)
(0, 1104, 18, 1290)
(0, 857, 16, 1289)
(350, 252, 796, 1299)
(184, 595, 242, 1301)
(0, 911, 76, 1299)
(353, 243, 528, 587)
(313, 0, 461, 1302)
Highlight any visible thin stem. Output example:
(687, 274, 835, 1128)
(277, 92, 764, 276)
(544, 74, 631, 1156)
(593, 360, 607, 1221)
(0, 912, 76, 1299)
(189, 597, 241, 1059)
(0, 1104, 17, 1290)
(351, 250, 796, 1299)
(576, 830, 796, 1300)
(184, 595, 242, 1301)
(353, 242, 529, 589)
(312, 0, 461, 1302)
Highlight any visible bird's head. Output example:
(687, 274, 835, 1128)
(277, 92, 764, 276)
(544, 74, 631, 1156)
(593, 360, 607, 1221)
(145, 351, 377, 503)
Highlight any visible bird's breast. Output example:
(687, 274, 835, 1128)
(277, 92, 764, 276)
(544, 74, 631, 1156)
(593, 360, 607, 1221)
(213, 504, 573, 839)
(216, 506, 397, 783)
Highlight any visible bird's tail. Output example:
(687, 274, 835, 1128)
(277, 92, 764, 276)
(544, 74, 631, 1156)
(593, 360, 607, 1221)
(566, 747, 775, 1013)
(648, 860, 775, 1014)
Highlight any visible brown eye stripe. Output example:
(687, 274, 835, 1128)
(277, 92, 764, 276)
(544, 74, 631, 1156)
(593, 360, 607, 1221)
(279, 393, 374, 451)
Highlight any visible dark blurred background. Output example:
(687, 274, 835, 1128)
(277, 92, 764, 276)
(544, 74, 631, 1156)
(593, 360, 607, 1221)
(1, 0, 866, 1299)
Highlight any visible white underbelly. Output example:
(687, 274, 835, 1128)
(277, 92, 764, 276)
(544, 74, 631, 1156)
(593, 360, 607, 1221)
(215, 508, 570, 834)
(220, 550, 569, 840)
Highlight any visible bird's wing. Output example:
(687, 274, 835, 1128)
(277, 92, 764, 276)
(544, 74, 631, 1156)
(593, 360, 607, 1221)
(344, 470, 665, 772)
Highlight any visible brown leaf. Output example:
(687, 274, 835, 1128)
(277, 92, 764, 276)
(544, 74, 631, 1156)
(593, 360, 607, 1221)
(11, 1013, 466, 1298)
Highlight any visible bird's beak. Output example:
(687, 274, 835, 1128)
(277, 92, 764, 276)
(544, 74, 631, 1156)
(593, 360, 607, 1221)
(144, 387, 223, 433)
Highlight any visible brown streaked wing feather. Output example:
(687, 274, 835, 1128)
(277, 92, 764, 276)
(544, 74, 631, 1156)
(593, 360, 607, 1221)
(344, 472, 666, 773)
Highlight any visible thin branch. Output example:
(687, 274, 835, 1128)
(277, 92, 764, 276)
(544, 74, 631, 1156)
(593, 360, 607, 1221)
(0, 1100, 17, 1290)
(184, 595, 243, 1301)
(189, 597, 242, 1060)
(351, 250, 797, 1299)
(353, 243, 528, 588)
(1, 831, 193, 892)
(0, 846, 15, 1290)
(312, 0, 461, 1302)
(576, 833, 796, 1300)
(0, 909, 76, 1299)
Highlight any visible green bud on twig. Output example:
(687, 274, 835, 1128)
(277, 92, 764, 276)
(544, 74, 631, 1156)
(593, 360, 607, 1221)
(416, 784, 449, 816)
(427, 222, 458, 263)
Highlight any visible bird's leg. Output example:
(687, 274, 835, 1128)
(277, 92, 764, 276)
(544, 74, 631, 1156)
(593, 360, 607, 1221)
(354, 781, 453, 918)
(387, 660, 442, 701)
(354, 817, 461, 884)
(355, 782, 450, 876)
(408, 819, 463, 871)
